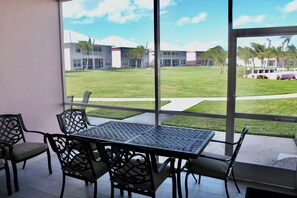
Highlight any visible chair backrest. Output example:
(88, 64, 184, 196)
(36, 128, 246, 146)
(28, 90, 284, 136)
(99, 142, 156, 190)
(0, 114, 26, 145)
(47, 133, 96, 178)
(65, 95, 74, 110)
(56, 109, 89, 135)
(80, 91, 92, 110)
(227, 125, 249, 173)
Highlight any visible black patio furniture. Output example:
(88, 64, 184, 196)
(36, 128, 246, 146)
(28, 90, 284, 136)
(0, 113, 52, 192)
(184, 125, 249, 198)
(98, 141, 176, 198)
(80, 90, 92, 110)
(0, 144, 12, 196)
(46, 133, 108, 198)
(71, 121, 215, 198)
(56, 109, 94, 135)
(65, 95, 74, 109)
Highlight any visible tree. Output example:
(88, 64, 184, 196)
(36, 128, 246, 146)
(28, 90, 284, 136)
(200, 46, 227, 73)
(76, 37, 94, 70)
(281, 35, 293, 49)
(250, 42, 266, 68)
(285, 44, 297, 69)
(237, 46, 255, 73)
(127, 45, 146, 68)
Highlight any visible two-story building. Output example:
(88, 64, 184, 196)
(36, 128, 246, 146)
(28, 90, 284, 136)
(148, 41, 187, 67)
(64, 30, 112, 70)
(99, 36, 149, 68)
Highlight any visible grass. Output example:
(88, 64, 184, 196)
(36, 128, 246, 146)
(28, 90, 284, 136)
(66, 66, 297, 138)
(66, 66, 297, 98)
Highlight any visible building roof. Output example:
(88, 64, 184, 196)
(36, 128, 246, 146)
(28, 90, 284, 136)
(63, 30, 111, 46)
(99, 36, 139, 48)
(147, 41, 182, 51)
(182, 42, 219, 51)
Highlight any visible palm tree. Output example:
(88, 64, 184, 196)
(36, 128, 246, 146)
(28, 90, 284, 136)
(280, 35, 293, 49)
(250, 42, 266, 68)
(201, 45, 226, 74)
(237, 46, 255, 74)
(76, 37, 94, 70)
(285, 44, 297, 69)
(127, 45, 146, 68)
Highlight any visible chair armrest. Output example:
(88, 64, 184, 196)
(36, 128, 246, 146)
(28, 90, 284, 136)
(199, 153, 232, 162)
(151, 156, 175, 173)
(24, 130, 46, 136)
(210, 139, 238, 145)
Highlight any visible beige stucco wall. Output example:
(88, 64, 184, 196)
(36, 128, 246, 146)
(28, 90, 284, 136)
(0, 0, 64, 140)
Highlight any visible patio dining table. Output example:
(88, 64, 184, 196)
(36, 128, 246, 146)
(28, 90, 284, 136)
(71, 121, 215, 198)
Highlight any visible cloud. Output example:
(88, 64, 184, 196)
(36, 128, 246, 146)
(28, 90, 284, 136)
(284, 0, 297, 13)
(176, 12, 207, 26)
(70, 18, 95, 25)
(234, 15, 265, 26)
(63, 0, 175, 24)
(176, 17, 191, 26)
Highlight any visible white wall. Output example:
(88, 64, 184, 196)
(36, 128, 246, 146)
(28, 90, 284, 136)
(112, 49, 122, 68)
(0, 0, 64, 141)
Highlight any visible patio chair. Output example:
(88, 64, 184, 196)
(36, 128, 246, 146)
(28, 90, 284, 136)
(184, 125, 249, 198)
(65, 95, 74, 109)
(0, 145, 12, 196)
(98, 142, 176, 198)
(80, 90, 92, 110)
(46, 133, 108, 198)
(0, 114, 52, 192)
(56, 109, 94, 135)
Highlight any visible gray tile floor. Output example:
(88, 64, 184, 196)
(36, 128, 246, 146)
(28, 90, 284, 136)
(0, 154, 295, 198)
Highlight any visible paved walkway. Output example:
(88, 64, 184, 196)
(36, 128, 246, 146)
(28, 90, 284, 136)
(84, 94, 297, 169)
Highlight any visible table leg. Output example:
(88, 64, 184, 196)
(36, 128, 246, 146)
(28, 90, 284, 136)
(177, 158, 183, 198)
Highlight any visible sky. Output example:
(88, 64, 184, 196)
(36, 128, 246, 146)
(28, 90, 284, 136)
(62, 0, 297, 50)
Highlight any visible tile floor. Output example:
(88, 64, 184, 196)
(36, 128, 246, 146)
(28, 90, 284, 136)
(0, 154, 295, 198)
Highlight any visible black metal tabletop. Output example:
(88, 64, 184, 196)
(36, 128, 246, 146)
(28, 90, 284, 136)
(72, 121, 215, 159)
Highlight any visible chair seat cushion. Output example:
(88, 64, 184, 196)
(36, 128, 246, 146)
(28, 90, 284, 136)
(0, 159, 5, 168)
(64, 158, 108, 181)
(9, 142, 48, 161)
(187, 151, 230, 179)
(114, 161, 171, 191)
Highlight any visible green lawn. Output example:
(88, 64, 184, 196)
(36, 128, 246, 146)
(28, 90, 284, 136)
(66, 66, 297, 138)
(66, 66, 297, 97)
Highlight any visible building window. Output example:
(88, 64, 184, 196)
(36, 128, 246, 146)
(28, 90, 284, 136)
(83, 58, 93, 69)
(163, 51, 170, 56)
(93, 45, 101, 52)
(95, 58, 103, 69)
(73, 59, 81, 68)
(75, 47, 81, 53)
(163, 59, 171, 66)
(172, 59, 179, 66)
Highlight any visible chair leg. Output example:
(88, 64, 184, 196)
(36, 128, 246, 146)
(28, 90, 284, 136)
(198, 175, 201, 184)
(172, 169, 176, 198)
(191, 173, 198, 182)
(185, 172, 190, 198)
(120, 188, 124, 196)
(111, 183, 115, 198)
(22, 160, 26, 169)
(4, 161, 12, 196)
(93, 181, 97, 198)
(224, 180, 230, 198)
(231, 169, 240, 193)
(128, 190, 132, 197)
(11, 161, 19, 192)
(60, 173, 66, 198)
(47, 148, 52, 174)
